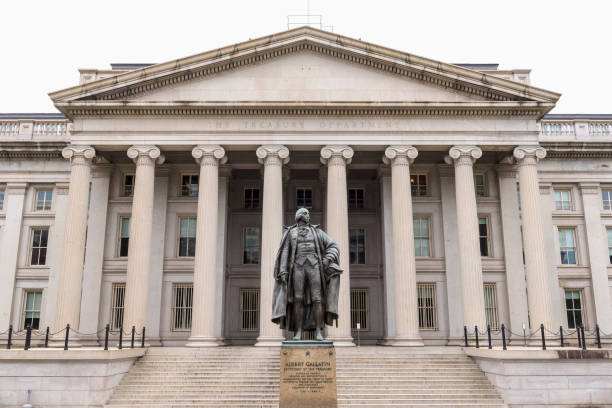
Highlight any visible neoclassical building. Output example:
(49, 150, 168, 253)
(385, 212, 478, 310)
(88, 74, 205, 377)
(1, 27, 611, 346)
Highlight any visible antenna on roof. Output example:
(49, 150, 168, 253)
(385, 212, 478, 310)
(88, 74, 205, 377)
(287, 0, 333, 31)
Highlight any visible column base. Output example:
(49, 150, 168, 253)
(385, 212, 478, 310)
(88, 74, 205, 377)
(254, 336, 284, 347)
(186, 336, 222, 347)
(447, 337, 467, 346)
(391, 336, 424, 347)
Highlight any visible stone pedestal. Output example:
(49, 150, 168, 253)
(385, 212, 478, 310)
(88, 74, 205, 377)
(280, 341, 337, 408)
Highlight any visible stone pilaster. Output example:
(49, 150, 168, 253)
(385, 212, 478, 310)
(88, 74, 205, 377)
(445, 146, 487, 329)
(187, 145, 226, 347)
(255, 145, 289, 346)
(321, 145, 355, 346)
(383, 146, 423, 346)
(124, 145, 164, 333)
(378, 166, 396, 343)
(513, 146, 554, 330)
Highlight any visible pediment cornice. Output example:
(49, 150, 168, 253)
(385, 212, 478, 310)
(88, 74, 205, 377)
(49, 27, 560, 116)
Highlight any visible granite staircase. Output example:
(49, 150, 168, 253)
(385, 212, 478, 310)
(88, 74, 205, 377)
(105, 346, 505, 407)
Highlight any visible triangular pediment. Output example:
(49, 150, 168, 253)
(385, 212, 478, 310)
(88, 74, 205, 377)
(50, 26, 560, 117)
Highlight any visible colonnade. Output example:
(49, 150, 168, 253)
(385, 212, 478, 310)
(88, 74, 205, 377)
(52, 143, 553, 346)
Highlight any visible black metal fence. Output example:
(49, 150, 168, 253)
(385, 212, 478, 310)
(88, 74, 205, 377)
(463, 323, 612, 350)
(0, 324, 146, 350)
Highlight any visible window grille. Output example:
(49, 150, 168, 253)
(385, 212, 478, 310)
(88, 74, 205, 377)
(243, 227, 261, 264)
(474, 174, 486, 197)
(118, 217, 130, 257)
(35, 189, 53, 211)
(0, 188, 4, 211)
(30, 228, 49, 265)
(564, 289, 583, 329)
(348, 188, 365, 209)
(240, 289, 259, 331)
(180, 174, 199, 197)
(296, 187, 312, 209)
(413, 217, 431, 257)
(417, 283, 437, 330)
(178, 216, 197, 257)
(558, 228, 577, 264)
(122, 174, 134, 197)
(478, 217, 489, 257)
(410, 174, 428, 196)
(350, 289, 368, 330)
(554, 189, 572, 211)
(244, 188, 260, 209)
(484, 283, 499, 330)
(602, 189, 612, 211)
(110, 283, 125, 331)
(172, 283, 193, 331)
(23, 291, 42, 330)
(607, 228, 612, 264)
(349, 228, 366, 264)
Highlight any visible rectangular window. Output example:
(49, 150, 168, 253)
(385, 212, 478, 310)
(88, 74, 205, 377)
(30, 228, 49, 265)
(0, 188, 4, 211)
(296, 187, 312, 209)
(178, 217, 197, 257)
(180, 174, 199, 197)
(118, 217, 130, 257)
(410, 174, 428, 196)
(479, 217, 489, 257)
(23, 291, 42, 330)
(565, 289, 583, 329)
(348, 188, 365, 209)
(243, 227, 261, 264)
(35, 189, 53, 211)
(602, 189, 612, 211)
(417, 283, 437, 330)
(171, 283, 193, 331)
(240, 288, 259, 331)
(558, 228, 577, 264)
(110, 283, 125, 331)
(244, 188, 260, 209)
(349, 228, 366, 264)
(554, 189, 572, 211)
(474, 174, 486, 197)
(122, 174, 134, 197)
(413, 217, 431, 257)
(607, 228, 612, 264)
(350, 289, 368, 330)
(484, 283, 499, 330)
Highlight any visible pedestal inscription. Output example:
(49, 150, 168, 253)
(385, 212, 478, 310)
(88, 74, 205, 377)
(279, 340, 337, 408)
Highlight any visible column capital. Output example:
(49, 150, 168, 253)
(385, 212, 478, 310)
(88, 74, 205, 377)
(5, 182, 27, 195)
(445, 146, 482, 166)
(127, 145, 165, 165)
(256, 145, 289, 166)
(496, 164, 518, 179)
(513, 145, 546, 165)
(62, 145, 96, 162)
(192, 145, 227, 166)
(320, 145, 354, 166)
(579, 182, 600, 195)
(382, 145, 418, 166)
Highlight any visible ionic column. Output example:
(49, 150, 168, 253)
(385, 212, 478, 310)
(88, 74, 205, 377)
(255, 145, 289, 346)
(321, 145, 354, 346)
(445, 146, 487, 328)
(513, 146, 554, 329)
(53, 147, 95, 340)
(187, 145, 226, 347)
(124, 145, 164, 332)
(383, 146, 424, 346)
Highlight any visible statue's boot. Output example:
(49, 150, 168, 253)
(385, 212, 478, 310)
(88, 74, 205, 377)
(314, 302, 324, 341)
(292, 302, 303, 340)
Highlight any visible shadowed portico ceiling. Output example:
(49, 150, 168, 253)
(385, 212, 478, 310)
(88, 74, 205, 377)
(49, 26, 560, 118)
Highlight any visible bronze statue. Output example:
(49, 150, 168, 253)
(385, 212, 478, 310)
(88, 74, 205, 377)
(271, 208, 342, 340)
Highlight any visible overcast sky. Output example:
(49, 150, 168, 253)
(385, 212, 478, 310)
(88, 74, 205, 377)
(1, 0, 610, 113)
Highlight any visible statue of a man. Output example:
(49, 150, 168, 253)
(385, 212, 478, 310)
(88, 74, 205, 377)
(271, 208, 342, 340)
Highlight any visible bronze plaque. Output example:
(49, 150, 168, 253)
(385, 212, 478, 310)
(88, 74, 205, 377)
(279, 342, 337, 408)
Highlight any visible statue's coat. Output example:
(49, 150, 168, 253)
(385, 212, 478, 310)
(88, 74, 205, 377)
(271, 224, 342, 331)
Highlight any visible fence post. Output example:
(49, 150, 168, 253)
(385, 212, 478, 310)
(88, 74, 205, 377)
(577, 326, 582, 348)
(463, 326, 468, 347)
(559, 326, 564, 348)
(7, 325, 12, 350)
(118, 325, 123, 350)
(475, 326, 480, 349)
(130, 326, 135, 349)
(24, 325, 32, 351)
(581, 326, 587, 350)
(540, 324, 546, 350)
(104, 324, 109, 351)
(501, 324, 507, 350)
(64, 324, 70, 350)
(44, 326, 49, 348)
(141, 327, 145, 348)
(487, 325, 492, 349)
(596, 324, 601, 349)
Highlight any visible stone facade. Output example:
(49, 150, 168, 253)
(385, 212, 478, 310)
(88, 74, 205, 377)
(1, 27, 612, 347)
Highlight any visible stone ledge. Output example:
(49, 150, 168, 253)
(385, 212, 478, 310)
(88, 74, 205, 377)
(0, 348, 145, 361)
(464, 346, 612, 360)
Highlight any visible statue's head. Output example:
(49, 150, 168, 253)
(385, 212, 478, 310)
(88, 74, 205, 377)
(295, 207, 310, 224)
